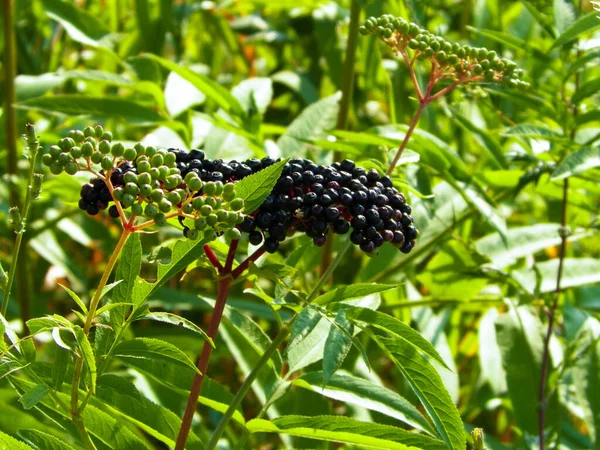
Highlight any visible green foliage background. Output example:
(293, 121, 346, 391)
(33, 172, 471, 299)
(1, 0, 600, 449)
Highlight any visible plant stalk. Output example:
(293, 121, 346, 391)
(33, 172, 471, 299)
(206, 239, 352, 449)
(387, 100, 426, 175)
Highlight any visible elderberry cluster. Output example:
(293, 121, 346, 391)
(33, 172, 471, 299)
(360, 15, 529, 89)
(238, 158, 418, 255)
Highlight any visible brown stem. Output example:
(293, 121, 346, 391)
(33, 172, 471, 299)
(203, 244, 223, 272)
(231, 246, 266, 279)
(174, 275, 233, 450)
(387, 101, 427, 175)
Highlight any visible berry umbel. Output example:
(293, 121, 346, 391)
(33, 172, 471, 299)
(46, 127, 418, 255)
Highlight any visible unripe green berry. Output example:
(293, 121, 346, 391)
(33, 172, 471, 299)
(61, 137, 75, 151)
(194, 218, 207, 230)
(50, 163, 62, 175)
(223, 189, 235, 202)
(111, 143, 125, 157)
(187, 229, 199, 240)
(151, 153, 164, 167)
(235, 213, 245, 225)
(149, 167, 161, 180)
(144, 203, 158, 217)
(164, 152, 176, 167)
(131, 203, 143, 216)
(49, 145, 62, 159)
(113, 188, 124, 201)
(206, 214, 218, 226)
(94, 125, 104, 138)
(125, 182, 139, 196)
(81, 142, 94, 157)
(145, 146, 157, 157)
(158, 166, 170, 180)
(408, 23, 420, 36)
(192, 197, 205, 210)
(99, 140, 111, 154)
(101, 131, 113, 142)
(138, 172, 152, 185)
(134, 143, 146, 156)
(230, 198, 244, 211)
(84, 126, 95, 138)
(216, 210, 228, 222)
(481, 59, 491, 70)
(140, 184, 153, 197)
(124, 172, 137, 184)
(90, 152, 102, 164)
(119, 147, 134, 162)
(159, 198, 172, 213)
(226, 228, 242, 240)
(65, 162, 78, 175)
(383, 28, 393, 38)
(478, 48, 487, 58)
(213, 181, 223, 196)
(122, 194, 135, 208)
(205, 197, 217, 209)
(167, 191, 181, 205)
(154, 212, 166, 225)
(200, 205, 212, 216)
(58, 153, 71, 166)
(150, 189, 164, 202)
(203, 182, 216, 196)
(182, 203, 194, 214)
(447, 55, 459, 65)
(72, 130, 85, 143)
(457, 47, 466, 57)
(137, 160, 151, 173)
(70, 146, 82, 159)
(101, 156, 113, 171)
(437, 51, 447, 61)
(165, 175, 181, 189)
(473, 64, 483, 75)
(359, 25, 368, 35)
(42, 154, 54, 166)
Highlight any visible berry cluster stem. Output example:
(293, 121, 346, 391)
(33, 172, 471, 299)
(176, 240, 265, 450)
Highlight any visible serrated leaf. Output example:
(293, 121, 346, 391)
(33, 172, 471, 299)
(234, 158, 289, 213)
(289, 307, 322, 347)
(344, 307, 449, 370)
(495, 305, 558, 434)
(373, 335, 465, 450)
(514, 258, 600, 294)
(10, 377, 150, 449)
(113, 337, 201, 375)
(26, 316, 72, 334)
(294, 372, 435, 435)
(18, 384, 51, 410)
(322, 309, 353, 386)
(0, 431, 34, 450)
(551, 12, 600, 49)
(277, 92, 341, 157)
(41, 0, 111, 48)
(246, 416, 446, 450)
(95, 375, 204, 449)
(52, 346, 71, 391)
(73, 326, 96, 393)
(18, 430, 75, 450)
(97, 280, 123, 301)
(110, 233, 142, 329)
(312, 284, 398, 306)
(17, 96, 165, 124)
(57, 283, 87, 314)
(134, 312, 213, 347)
(551, 147, 600, 180)
(95, 302, 135, 316)
(144, 54, 246, 119)
(501, 124, 564, 140)
(572, 77, 600, 104)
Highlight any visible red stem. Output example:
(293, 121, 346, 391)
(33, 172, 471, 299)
(232, 246, 266, 279)
(203, 244, 223, 272)
(225, 239, 239, 272)
(174, 276, 233, 450)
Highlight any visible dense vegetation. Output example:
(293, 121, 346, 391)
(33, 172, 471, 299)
(1, 0, 600, 449)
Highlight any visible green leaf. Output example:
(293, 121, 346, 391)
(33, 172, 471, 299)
(113, 337, 201, 375)
(522, 1, 556, 38)
(272, 70, 319, 104)
(477, 309, 507, 396)
(57, 283, 87, 314)
(475, 223, 591, 268)
(551, 12, 600, 49)
(514, 258, 600, 294)
(295, 372, 435, 435)
(572, 318, 600, 446)
(144, 54, 246, 119)
(234, 158, 289, 213)
(18, 429, 76, 450)
(246, 416, 446, 450)
(501, 124, 564, 140)
(131, 235, 211, 305)
(52, 347, 70, 391)
(551, 147, 600, 180)
(572, 77, 600, 104)
(289, 307, 322, 348)
(372, 335, 465, 450)
(41, 0, 112, 48)
(344, 307, 449, 370)
(73, 326, 97, 394)
(18, 384, 51, 410)
(553, 0, 576, 35)
(10, 377, 150, 449)
(313, 284, 398, 306)
(114, 233, 142, 304)
(575, 110, 600, 126)
(134, 312, 213, 347)
(277, 92, 341, 157)
(466, 26, 528, 50)
(495, 305, 557, 435)
(17, 96, 165, 124)
(0, 431, 34, 450)
(26, 315, 72, 334)
(322, 310, 353, 386)
(96, 375, 204, 449)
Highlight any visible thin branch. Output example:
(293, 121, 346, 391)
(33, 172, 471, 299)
(232, 246, 266, 279)
(203, 245, 224, 272)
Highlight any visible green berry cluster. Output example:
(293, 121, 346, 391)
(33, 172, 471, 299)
(44, 126, 246, 241)
(359, 15, 529, 89)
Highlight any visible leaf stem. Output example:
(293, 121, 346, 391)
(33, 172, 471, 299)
(386, 100, 427, 175)
(231, 246, 266, 279)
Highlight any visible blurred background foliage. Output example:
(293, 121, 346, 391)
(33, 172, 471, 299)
(1, 0, 600, 448)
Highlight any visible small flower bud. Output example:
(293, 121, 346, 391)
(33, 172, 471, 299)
(9, 206, 24, 233)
